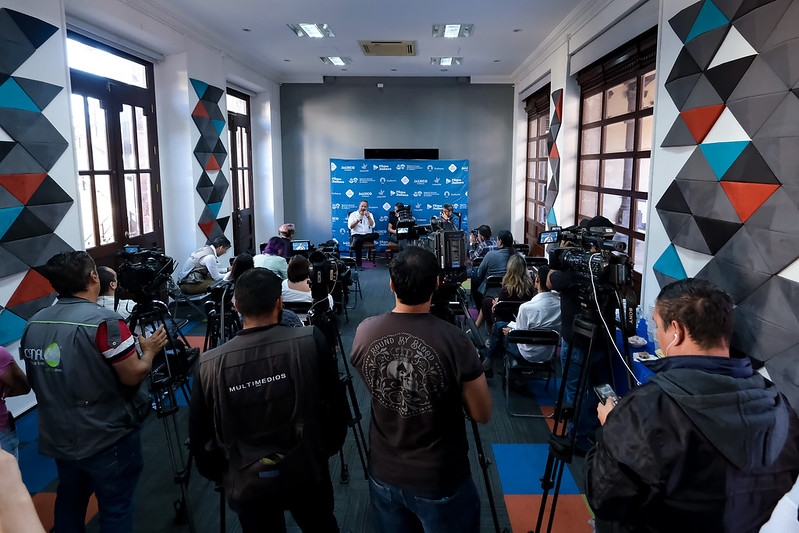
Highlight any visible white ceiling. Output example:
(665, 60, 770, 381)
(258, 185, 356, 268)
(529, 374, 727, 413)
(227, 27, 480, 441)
(82, 0, 586, 83)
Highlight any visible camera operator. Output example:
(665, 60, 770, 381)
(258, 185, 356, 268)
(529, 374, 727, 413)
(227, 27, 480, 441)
(351, 247, 492, 531)
(189, 268, 347, 532)
(585, 278, 799, 532)
(177, 236, 231, 294)
(546, 215, 614, 454)
(388, 202, 409, 252)
(96, 266, 135, 320)
(440, 203, 459, 227)
(348, 200, 379, 270)
(282, 255, 334, 309)
(468, 225, 497, 262)
(21, 251, 168, 533)
(471, 230, 515, 313)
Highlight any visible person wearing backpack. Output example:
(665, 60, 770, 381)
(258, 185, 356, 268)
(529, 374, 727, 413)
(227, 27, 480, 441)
(189, 267, 348, 532)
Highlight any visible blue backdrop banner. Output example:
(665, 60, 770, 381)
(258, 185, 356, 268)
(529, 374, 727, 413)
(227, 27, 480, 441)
(330, 159, 469, 251)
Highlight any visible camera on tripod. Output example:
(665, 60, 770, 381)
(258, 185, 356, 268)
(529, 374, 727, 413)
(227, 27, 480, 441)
(309, 248, 351, 312)
(394, 203, 417, 240)
(117, 247, 175, 304)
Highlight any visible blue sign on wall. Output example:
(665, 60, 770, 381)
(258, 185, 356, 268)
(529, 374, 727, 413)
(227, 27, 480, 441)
(330, 159, 469, 251)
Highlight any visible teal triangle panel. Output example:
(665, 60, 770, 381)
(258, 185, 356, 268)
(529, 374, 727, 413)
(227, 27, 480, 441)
(208, 201, 222, 218)
(700, 141, 749, 179)
(190, 78, 208, 99)
(0, 307, 27, 345)
(686, 0, 730, 42)
(0, 205, 23, 239)
(211, 119, 225, 136)
(547, 209, 557, 226)
(0, 78, 39, 111)
(653, 244, 687, 280)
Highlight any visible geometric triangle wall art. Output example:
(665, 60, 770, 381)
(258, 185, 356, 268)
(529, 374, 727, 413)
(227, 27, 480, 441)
(720, 181, 779, 222)
(544, 88, 562, 228)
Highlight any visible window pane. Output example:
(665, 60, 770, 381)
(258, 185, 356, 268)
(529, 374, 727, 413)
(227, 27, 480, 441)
(124, 173, 140, 237)
(603, 120, 635, 153)
(527, 161, 536, 180)
(581, 126, 601, 155)
(538, 116, 549, 136)
(636, 199, 648, 234)
(603, 158, 634, 190)
(580, 160, 599, 186)
(527, 181, 537, 199)
(136, 107, 150, 169)
(601, 193, 631, 227)
(641, 70, 656, 109)
(538, 161, 547, 182)
(538, 139, 548, 158)
(634, 239, 645, 273)
(528, 119, 536, 138)
(605, 79, 637, 119)
(579, 191, 598, 217)
(95, 174, 115, 245)
(538, 183, 546, 202)
(140, 173, 154, 234)
(227, 92, 247, 115)
(88, 97, 109, 170)
(67, 38, 147, 88)
(638, 115, 653, 151)
(78, 175, 95, 248)
(71, 95, 90, 171)
(527, 201, 536, 220)
(120, 105, 136, 170)
(583, 93, 602, 124)
(537, 205, 546, 224)
(637, 158, 651, 192)
(528, 140, 537, 159)
(238, 169, 245, 209)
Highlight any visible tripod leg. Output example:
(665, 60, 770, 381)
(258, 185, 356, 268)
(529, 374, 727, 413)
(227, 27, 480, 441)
(339, 448, 350, 484)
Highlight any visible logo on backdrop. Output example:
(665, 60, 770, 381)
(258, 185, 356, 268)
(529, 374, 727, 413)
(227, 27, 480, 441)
(383, 202, 391, 211)
(331, 162, 337, 171)
(401, 176, 410, 185)
(449, 164, 457, 173)
(346, 189, 354, 198)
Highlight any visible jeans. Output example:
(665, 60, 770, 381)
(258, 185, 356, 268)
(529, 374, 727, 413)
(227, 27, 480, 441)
(486, 321, 510, 361)
(54, 430, 143, 533)
(560, 340, 609, 447)
(351, 232, 378, 266)
(369, 474, 480, 533)
(0, 427, 19, 460)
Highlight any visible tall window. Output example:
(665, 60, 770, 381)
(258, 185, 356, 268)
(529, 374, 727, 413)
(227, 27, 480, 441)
(68, 33, 163, 265)
(576, 28, 657, 279)
(524, 84, 550, 256)
(227, 88, 254, 254)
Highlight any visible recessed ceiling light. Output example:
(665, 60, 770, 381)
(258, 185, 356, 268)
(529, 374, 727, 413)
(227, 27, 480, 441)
(432, 24, 473, 38)
(390, 68, 397, 72)
(287, 23, 335, 38)
(513, 28, 523, 33)
(493, 59, 501, 63)
(283, 59, 291, 62)
(242, 28, 251, 32)
(320, 56, 352, 66)
(430, 57, 462, 66)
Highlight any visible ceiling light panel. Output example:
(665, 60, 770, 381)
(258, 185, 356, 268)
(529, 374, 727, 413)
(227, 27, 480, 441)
(432, 24, 473, 38)
(287, 23, 335, 38)
(320, 56, 352, 66)
(430, 57, 462, 66)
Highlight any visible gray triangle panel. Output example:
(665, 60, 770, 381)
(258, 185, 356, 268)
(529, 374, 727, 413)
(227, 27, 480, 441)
(7, 292, 56, 321)
(713, 225, 771, 272)
(20, 141, 69, 170)
(202, 85, 225, 103)
(764, 348, 799, 411)
(194, 151, 212, 169)
(720, 142, 779, 183)
(0, 186, 22, 209)
(783, 184, 799, 210)
(196, 185, 214, 203)
(207, 223, 225, 243)
(735, 0, 784, 20)
(682, 74, 724, 109)
(0, 108, 64, 144)
(677, 179, 740, 222)
(25, 202, 72, 232)
(207, 185, 227, 204)
(737, 275, 799, 332)
(726, 91, 786, 137)
(685, 25, 729, 70)
(0, 10, 36, 75)
(0, 143, 46, 174)
(206, 104, 225, 122)
(728, 55, 788, 100)
(761, 0, 799, 49)
(747, 226, 799, 273)
(760, 39, 799, 89)
(666, 49, 702, 84)
(548, 176, 559, 193)
(669, 1, 704, 43)
(0, 244, 29, 276)
(753, 91, 799, 139)
(695, 256, 770, 303)
(753, 137, 799, 185)
(1, 233, 72, 268)
(654, 269, 680, 289)
(676, 146, 725, 182)
(196, 171, 214, 189)
(733, 0, 791, 51)
(666, 73, 702, 110)
(13, 77, 62, 111)
(672, 215, 712, 254)
(662, 116, 698, 147)
(657, 209, 692, 241)
(549, 122, 560, 141)
(714, 0, 747, 20)
(656, 181, 692, 214)
(198, 205, 215, 223)
(732, 312, 799, 363)
(5, 8, 59, 49)
(745, 187, 799, 232)
(549, 157, 560, 176)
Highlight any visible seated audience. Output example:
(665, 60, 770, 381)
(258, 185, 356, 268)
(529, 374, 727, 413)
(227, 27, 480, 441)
(178, 236, 231, 294)
(468, 225, 496, 262)
(501, 266, 561, 363)
(471, 230, 515, 310)
(96, 266, 136, 319)
(254, 237, 288, 279)
(586, 278, 799, 532)
(281, 255, 334, 309)
(225, 253, 254, 283)
(477, 253, 535, 329)
(0, 346, 30, 459)
(278, 223, 295, 254)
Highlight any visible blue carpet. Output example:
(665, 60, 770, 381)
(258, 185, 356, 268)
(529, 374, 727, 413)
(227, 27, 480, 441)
(19, 441, 57, 493)
(492, 443, 580, 495)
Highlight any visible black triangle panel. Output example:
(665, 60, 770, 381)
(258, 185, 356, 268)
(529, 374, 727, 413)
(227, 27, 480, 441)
(685, 24, 730, 70)
(217, 216, 230, 232)
(669, 1, 705, 44)
(705, 55, 756, 102)
(196, 186, 214, 203)
(0, 141, 14, 162)
(8, 292, 56, 321)
(13, 77, 62, 111)
(0, 245, 28, 277)
(207, 185, 227, 204)
(26, 176, 73, 205)
(213, 138, 227, 156)
(196, 171, 214, 189)
(733, 0, 791, 51)
(655, 269, 681, 289)
(657, 181, 692, 213)
(720, 142, 779, 183)
(2, 233, 72, 268)
(657, 209, 692, 241)
(735, 0, 781, 20)
(694, 215, 743, 254)
(202, 85, 225, 103)
(0, 11, 35, 76)
(25, 202, 72, 232)
(206, 104, 225, 122)
(672, 215, 713, 254)
(714, 0, 747, 20)
(1, 207, 53, 241)
(207, 223, 225, 243)
(662, 116, 698, 147)
(667, 49, 703, 84)
(665, 73, 702, 110)
(5, 9, 58, 49)
(695, 256, 771, 303)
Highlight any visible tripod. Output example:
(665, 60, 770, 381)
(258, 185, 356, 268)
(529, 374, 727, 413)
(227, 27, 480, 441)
(128, 299, 199, 533)
(308, 304, 369, 483)
(203, 282, 241, 351)
(533, 296, 632, 533)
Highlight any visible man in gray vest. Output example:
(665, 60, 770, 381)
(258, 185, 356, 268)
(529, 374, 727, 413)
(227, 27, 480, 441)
(190, 268, 347, 533)
(21, 251, 167, 533)
(177, 236, 231, 294)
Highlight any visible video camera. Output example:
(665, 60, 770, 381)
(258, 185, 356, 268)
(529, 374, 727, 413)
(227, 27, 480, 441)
(309, 247, 351, 313)
(117, 247, 175, 304)
(395, 203, 417, 240)
(417, 229, 468, 287)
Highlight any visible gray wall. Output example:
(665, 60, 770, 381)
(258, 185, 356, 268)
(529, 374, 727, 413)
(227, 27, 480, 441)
(279, 77, 514, 244)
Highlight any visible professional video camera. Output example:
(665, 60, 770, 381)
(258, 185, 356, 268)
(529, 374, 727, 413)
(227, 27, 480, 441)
(309, 248, 352, 313)
(117, 247, 175, 304)
(394, 203, 417, 240)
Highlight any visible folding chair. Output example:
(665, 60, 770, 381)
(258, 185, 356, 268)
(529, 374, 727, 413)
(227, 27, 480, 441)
(167, 276, 210, 319)
(514, 243, 531, 255)
(340, 257, 361, 308)
(504, 328, 560, 418)
(525, 256, 549, 269)
(483, 275, 504, 299)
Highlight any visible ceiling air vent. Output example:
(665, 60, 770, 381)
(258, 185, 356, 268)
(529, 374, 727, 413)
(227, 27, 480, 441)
(358, 40, 416, 57)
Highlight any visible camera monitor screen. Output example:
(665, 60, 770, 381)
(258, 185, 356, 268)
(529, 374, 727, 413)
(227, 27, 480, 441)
(123, 245, 139, 254)
(539, 231, 559, 245)
(397, 227, 409, 234)
(291, 240, 310, 251)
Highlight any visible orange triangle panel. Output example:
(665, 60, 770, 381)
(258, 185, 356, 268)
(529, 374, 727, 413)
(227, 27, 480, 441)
(6, 269, 54, 308)
(205, 155, 221, 171)
(680, 104, 725, 144)
(555, 92, 563, 121)
(720, 182, 780, 223)
(192, 101, 210, 118)
(0, 174, 47, 204)
(549, 142, 559, 159)
(198, 220, 216, 237)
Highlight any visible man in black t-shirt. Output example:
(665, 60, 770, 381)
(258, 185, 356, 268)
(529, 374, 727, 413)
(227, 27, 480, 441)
(351, 247, 492, 533)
